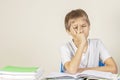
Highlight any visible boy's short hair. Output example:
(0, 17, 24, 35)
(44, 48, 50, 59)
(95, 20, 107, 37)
(64, 9, 90, 31)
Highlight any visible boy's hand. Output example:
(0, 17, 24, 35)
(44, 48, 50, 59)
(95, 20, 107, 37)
(71, 26, 87, 47)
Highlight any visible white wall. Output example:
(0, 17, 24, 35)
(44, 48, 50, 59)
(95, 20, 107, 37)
(0, 0, 120, 75)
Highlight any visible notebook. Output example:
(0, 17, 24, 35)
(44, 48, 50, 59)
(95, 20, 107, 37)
(0, 65, 43, 79)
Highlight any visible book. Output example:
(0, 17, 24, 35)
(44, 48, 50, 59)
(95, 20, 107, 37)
(0, 65, 44, 80)
(44, 70, 116, 80)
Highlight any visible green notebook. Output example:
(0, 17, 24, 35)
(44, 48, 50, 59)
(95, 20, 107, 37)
(0, 66, 39, 72)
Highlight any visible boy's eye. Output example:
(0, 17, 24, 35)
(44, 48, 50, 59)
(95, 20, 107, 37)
(82, 25, 86, 27)
(73, 26, 78, 29)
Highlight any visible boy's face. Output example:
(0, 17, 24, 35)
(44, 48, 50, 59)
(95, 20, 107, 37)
(67, 17, 90, 39)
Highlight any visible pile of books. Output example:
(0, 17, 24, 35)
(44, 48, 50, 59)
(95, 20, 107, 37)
(0, 66, 43, 80)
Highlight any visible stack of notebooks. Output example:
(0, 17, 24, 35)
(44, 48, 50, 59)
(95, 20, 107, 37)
(0, 66, 44, 80)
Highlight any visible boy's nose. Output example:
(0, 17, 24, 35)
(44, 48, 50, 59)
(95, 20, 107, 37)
(80, 29, 83, 33)
(78, 27, 83, 33)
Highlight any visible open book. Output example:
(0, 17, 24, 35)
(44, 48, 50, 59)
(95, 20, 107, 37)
(45, 70, 116, 79)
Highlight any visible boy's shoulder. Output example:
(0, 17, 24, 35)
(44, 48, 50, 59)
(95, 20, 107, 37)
(89, 38, 101, 42)
(88, 38, 102, 44)
(62, 39, 102, 44)
(61, 39, 72, 45)
(60, 39, 74, 49)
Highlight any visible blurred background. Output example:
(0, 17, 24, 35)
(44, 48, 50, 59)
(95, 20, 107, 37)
(0, 0, 120, 75)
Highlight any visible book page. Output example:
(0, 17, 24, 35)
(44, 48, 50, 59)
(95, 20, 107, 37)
(45, 70, 116, 79)
(45, 72, 78, 79)
(76, 70, 115, 79)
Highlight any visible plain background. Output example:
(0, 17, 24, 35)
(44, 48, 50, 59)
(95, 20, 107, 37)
(0, 0, 120, 75)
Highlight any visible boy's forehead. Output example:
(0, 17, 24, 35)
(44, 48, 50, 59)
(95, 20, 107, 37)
(68, 17, 87, 25)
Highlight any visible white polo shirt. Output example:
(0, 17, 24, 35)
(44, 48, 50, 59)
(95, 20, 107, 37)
(60, 39, 111, 68)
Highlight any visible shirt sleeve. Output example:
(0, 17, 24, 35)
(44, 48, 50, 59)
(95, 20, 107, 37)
(60, 45, 71, 66)
(98, 40, 111, 63)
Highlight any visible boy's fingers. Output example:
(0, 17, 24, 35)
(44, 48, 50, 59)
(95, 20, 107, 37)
(71, 27, 76, 35)
(77, 26, 80, 34)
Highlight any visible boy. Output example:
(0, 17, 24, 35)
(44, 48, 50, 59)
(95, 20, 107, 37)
(61, 9, 118, 74)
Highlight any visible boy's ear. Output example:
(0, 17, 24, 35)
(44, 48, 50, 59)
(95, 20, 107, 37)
(66, 30, 72, 36)
(66, 30, 71, 35)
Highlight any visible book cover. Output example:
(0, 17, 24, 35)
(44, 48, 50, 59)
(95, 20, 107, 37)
(0, 66, 39, 72)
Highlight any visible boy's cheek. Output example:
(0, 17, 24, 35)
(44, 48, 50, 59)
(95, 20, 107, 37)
(70, 28, 76, 34)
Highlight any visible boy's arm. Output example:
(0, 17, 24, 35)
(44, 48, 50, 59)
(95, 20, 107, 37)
(64, 43, 85, 74)
(78, 57, 118, 74)
(64, 24, 87, 74)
